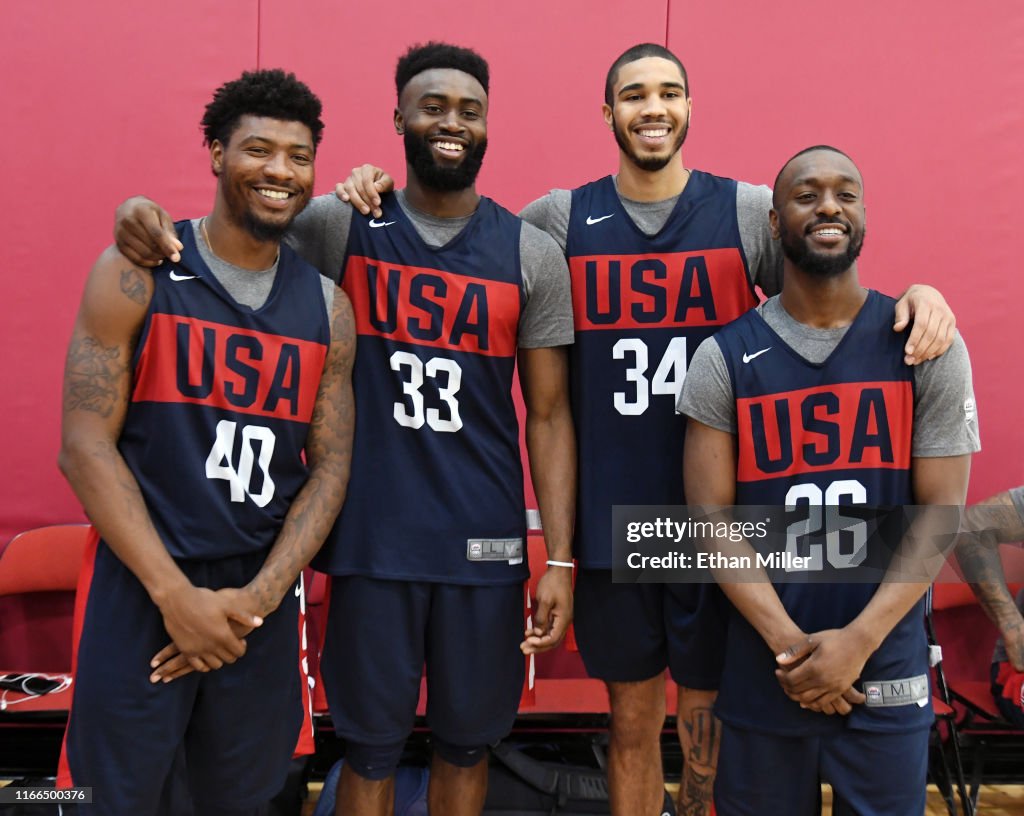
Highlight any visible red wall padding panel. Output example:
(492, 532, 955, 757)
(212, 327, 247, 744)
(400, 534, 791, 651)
(1, 0, 1021, 543)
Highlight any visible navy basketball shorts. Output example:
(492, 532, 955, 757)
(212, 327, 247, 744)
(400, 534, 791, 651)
(320, 576, 525, 749)
(574, 571, 727, 687)
(665, 582, 729, 690)
(59, 536, 303, 815)
(714, 723, 929, 816)
(573, 568, 668, 683)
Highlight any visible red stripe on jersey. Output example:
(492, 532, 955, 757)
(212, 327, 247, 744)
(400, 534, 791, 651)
(344, 256, 519, 356)
(737, 381, 913, 481)
(293, 572, 316, 758)
(57, 528, 100, 789)
(570, 248, 756, 332)
(132, 314, 326, 422)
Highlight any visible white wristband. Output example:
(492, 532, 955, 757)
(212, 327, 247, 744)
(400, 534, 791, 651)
(546, 559, 574, 568)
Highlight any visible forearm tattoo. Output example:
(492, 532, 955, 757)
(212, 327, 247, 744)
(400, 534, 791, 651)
(63, 336, 126, 417)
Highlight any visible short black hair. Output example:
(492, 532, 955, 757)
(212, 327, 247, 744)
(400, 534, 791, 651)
(395, 42, 490, 99)
(605, 43, 688, 106)
(201, 69, 324, 150)
(772, 145, 859, 206)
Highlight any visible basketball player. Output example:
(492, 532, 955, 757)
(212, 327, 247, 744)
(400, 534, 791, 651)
(336, 44, 957, 816)
(678, 146, 977, 815)
(56, 70, 356, 815)
(955, 486, 1024, 669)
(112, 43, 575, 816)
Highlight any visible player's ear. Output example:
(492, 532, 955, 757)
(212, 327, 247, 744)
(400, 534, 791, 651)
(210, 140, 224, 177)
(394, 108, 404, 136)
(602, 103, 613, 131)
(769, 208, 780, 240)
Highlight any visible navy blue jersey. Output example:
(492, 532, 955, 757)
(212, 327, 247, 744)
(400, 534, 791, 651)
(567, 173, 758, 567)
(313, 195, 527, 585)
(119, 221, 330, 559)
(714, 290, 930, 734)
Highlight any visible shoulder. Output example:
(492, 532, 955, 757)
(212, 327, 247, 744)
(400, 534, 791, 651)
(519, 189, 572, 228)
(519, 217, 565, 255)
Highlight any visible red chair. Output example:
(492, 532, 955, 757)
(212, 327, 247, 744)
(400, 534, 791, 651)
(0, 524, 90, 675)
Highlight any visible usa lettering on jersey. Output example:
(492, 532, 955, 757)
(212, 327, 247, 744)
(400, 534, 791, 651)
(132, 314, 325, 423)
(344, 256, 519, 357)
(570, 248, 751, 331)
(736, 380, 912, 482)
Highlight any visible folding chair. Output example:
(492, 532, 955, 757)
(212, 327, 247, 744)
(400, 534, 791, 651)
(927, 551, 1024, 814)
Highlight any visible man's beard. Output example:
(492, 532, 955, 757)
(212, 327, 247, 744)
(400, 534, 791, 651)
(779, 217, 866, 278)
(613, 115, 688, 172)
(221, 164, 306, 243)
(241, 210, 291, 242)
(404, 131, 487, 191)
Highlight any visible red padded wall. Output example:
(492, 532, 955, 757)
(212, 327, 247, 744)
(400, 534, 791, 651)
(0, 0, 1020, 543)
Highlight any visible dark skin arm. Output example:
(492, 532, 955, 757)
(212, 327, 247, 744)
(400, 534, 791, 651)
(150, 288, 357, 681)
(776, 455, 971, 707)
(954, 490, 1024, 670)
(518, 346, 577, 655)
(683, 418, 863, 715)
(59, 247, 258, 675)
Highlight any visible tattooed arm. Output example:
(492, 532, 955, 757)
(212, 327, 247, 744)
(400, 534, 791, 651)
(955, 490, 1024, 670)
(60, 247, 254, 674)
(149, 287, 357, 682)
(241, 287, 356, 612)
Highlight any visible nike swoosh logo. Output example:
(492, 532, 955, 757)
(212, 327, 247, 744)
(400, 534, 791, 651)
(742, 347, 772, 363)
(369, 219, 396, 228)
(169, 270, 198, 281)
(586, 214, 615, 225)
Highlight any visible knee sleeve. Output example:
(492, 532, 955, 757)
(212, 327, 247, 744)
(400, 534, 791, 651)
(432, 737, 488, 768)
(344, 740, 406, 781)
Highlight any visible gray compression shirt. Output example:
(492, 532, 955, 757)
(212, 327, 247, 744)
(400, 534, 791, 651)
(192, 218, 335, 315)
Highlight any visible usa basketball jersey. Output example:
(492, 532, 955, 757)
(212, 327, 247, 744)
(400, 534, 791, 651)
(714, 291, 930, 734)
(567, 173, 758, 567)
(118, 221, 329, 560)
(313, 195, 527, 585)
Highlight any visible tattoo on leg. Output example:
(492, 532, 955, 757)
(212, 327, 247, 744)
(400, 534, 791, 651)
(678, 766, 713, 816)
(678, 706, 719, 816)
(64, 336, 125, 417)
(119, 268, 150, 305)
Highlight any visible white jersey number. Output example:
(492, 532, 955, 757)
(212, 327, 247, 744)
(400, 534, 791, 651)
(612, 336, 688, 416)
(784, 480, 868, 571)
(390, 351, 463, 433)
(205, 420, 277, 507)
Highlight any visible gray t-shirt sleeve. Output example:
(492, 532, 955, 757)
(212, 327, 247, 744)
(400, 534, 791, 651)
(676, 336, 736, 433)
(736, 182, 783, 298)
(519, 190, 572, 253)
(319, 275, 336, 323)
(1010, 486, 1024, 524)
(911, 332, 981, 457)
(284, 194, 353, 282)
(518, 221, 574, 348)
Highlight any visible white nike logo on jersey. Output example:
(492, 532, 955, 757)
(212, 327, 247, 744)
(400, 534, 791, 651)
(586, 214, 615, 225)
(169, 270, 198, 281)
(742, 348, 772, 363)
(369, 218, 396, 228)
